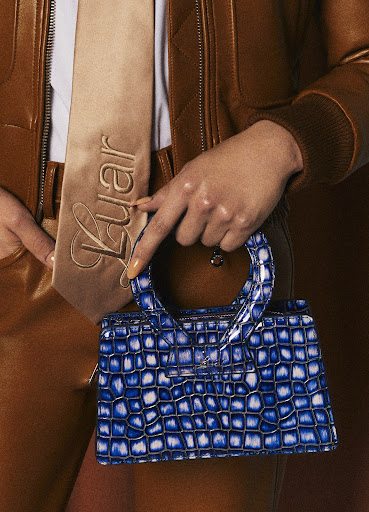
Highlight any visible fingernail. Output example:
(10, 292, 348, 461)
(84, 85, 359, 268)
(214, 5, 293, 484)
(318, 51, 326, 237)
(127, 258, 146, 279)
(129, 196, 153, 207)
(46, 250, 55, 269)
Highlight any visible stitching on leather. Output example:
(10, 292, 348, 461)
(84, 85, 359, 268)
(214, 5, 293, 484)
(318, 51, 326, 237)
(28, 0, 40, 211)
(157, 152, 172, 184)
(164, 151, 174, 181)
(230, 0, 268, 105)
(167, 1, 178, 173)
(0, 0, 20, 85)
(173, 92, 199, 124)
(43, 164, 53, 218)
(207, 0, 221, 145)
(204, 0, 213, 146)
(171, 5, 197, 39)
(43, 163, 57, 219)
(229, 0, 240, 100)
(0, 245, 28, 270)
(173, 93, 203, 150)
(232, 1, 248, 102)
(211, 0, 221, 143)
(0, 123, 31, 131)
(173, 98, 202, 151)
(171, 40, 198, 68)
(175, 123, 202, 151)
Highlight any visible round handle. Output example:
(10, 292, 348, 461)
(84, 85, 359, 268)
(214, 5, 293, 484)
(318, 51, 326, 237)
(130, 226, 275, 359)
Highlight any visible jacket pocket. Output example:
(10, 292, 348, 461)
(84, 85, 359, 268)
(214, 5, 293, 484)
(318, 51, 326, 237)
(230, 0, 296, 107)
(0, 0, 18, 84)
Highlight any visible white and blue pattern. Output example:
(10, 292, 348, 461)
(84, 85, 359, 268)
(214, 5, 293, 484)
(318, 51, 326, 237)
(96, 231, 337, 464)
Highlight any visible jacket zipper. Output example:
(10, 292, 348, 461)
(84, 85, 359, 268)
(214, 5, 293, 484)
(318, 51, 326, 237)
(195, 0, 207, 153)
(36, 0, 56, 221)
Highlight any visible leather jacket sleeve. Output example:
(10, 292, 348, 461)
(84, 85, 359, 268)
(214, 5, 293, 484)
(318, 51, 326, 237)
(247, 0, 369, 192)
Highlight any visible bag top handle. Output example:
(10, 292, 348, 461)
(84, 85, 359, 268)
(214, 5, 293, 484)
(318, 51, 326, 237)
(130, 227, 275, 352)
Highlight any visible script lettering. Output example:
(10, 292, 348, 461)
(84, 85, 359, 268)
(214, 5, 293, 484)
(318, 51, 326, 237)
(70, 136, 136, 288)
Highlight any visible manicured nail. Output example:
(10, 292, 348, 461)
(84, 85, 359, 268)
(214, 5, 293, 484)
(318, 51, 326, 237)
(127, 258, 146, 279)
(46, 250, 55, 268)
(129, 196, 153, 207)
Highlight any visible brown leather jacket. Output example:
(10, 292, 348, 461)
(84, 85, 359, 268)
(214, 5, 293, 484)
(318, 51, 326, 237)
(1, 0, 369, 235)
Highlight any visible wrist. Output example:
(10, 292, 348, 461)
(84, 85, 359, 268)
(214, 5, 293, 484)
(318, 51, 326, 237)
(249, 120, 303, 180)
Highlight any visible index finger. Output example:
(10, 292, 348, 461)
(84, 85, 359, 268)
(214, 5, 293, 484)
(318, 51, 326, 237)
(126, 188, 187, 279)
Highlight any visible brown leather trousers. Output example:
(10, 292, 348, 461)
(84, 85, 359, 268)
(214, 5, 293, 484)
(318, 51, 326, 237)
(0, 161, 293, 512)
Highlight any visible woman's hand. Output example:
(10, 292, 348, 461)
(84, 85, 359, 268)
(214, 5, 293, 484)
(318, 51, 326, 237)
(0, 187, 55, 267)
(127, 120, 303, 279)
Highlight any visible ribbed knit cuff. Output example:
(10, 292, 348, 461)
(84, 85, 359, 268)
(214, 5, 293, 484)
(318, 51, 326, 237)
(246, 94, 355, 192)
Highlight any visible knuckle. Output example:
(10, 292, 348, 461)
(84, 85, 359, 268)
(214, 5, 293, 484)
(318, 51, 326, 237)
(195, 194, 215, 213)
(234, 214, 253, 231)
(32, 234, 52, 257)
(217, 205, 233, 223)
(150, 216, 169, 236)
(181, 179, 197, 196)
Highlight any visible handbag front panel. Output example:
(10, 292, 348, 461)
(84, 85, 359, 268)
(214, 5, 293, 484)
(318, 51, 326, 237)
(96, 308, 337, 464)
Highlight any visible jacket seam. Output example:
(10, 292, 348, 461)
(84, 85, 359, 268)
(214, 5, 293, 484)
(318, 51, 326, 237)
(171, 40, 198, 68)
(0, 0, 20, 85)
(210, 0, 221, 143)
(28, 0, 41, 211)
(167, 0, 178, 174)
(0, 123, 31, 131)
(171, 5, 197, 39)
(207, 0, 220, 145)
(173, 92, 202, 146)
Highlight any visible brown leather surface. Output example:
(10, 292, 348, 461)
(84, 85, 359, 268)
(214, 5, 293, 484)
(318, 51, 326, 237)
(0, 156, 292, 511)
(1, 1, 369, 510)
(43, 161, 63, 219)
(0, 1, 368, 223)
(65, 220, 292, 512)
(0, 0, 49, 216)
(43, 154, 291, 311)
(166, 0, 369, 187)
(0, 243, 101, 512)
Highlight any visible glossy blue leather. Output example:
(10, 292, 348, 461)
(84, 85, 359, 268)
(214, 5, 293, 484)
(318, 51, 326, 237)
(96, 232, 337, 464)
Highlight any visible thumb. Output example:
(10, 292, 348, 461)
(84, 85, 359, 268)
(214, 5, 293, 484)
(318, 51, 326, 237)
(11, 210, 55, 269)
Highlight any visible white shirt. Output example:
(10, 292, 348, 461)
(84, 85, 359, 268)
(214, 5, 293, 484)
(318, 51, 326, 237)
(48, 0, 171, 163)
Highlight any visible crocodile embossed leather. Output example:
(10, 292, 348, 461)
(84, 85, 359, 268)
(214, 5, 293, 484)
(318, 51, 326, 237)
(96, 231, 337, 464)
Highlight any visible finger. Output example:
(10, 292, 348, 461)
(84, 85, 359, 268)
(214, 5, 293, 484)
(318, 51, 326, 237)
(174, 197, 213, 246)
(219, 229, 251, 252)
(174, 210, 207, 246)
(174, 188, 228, 246)
(130, 183, 171, 212)
(200, 223, 229, 248)
(10, 210, 55, 268)
(126, 190, 188, 279)
(198, 205, 233, 247)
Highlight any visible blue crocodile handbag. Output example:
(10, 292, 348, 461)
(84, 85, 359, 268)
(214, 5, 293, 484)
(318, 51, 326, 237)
(96, 230, 337, 464)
